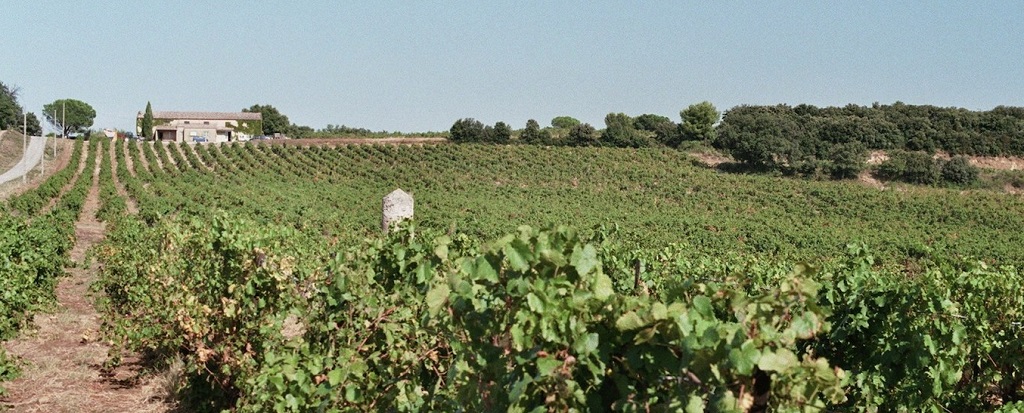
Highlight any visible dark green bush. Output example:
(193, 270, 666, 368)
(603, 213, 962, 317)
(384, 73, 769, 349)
(827, 142, 868, 179)
(940, 156, 979, 185)
(878, 150, 939, 185)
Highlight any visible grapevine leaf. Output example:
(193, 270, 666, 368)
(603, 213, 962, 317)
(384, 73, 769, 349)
(526, 293, 544, 313)
(571, 244, 598, 276)
(758, 348, 798, 373)
(504, 239, 533, 272)
(728, 340, 761, 375)
(616, 311, 646, 331)
(327, 369, 342, 386)
(593, 272, 613, 301)
(536, 356, 561, 376)
(685, 395, 704, 413)
(426, 283, 450, 316)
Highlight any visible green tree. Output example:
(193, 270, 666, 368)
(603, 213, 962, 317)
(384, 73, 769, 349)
(680, 101, 720, 141)
(287, 124, 314, 139)
(551, 116, 581, 129)
(490, 121, 512, 144)
(826, 141, 868, 179)
(633, 113, 678, 147)
(244, 104, 290, 135)
(43, 99, 95, 138)
(520, 119, 551, 145)
(450, 118, 485, 143)
(22, 112, 42, 136)
(567, 123, 599, 147)
(602, 112, 650, 148)
(141, 101, 154, 139)
(0, 82, 22, 130)
(940, 156, 979, 185)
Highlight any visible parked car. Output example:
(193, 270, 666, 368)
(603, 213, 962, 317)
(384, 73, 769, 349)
(236, 135, 251, 142)
(253, 135, 270, 140)
(192, 136, 208, 143)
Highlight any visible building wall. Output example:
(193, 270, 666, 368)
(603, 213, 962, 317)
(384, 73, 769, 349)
(137, 117, 263, 140)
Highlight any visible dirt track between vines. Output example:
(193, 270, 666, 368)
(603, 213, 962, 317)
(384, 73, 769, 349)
(2, 143, 169, 412)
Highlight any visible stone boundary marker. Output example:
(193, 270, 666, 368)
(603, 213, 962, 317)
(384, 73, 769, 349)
(382, 188, 414, 232)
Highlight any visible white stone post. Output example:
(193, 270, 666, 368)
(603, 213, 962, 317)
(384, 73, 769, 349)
(382, 189, 414, 232)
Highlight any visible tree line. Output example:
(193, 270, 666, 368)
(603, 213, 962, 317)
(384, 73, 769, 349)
(449, 101, 1024, 185)
(450, 101, 720, 148)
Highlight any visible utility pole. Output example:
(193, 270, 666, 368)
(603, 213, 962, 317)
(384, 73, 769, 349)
(62, 100, 66, 139)
(51, 109, 56, 158)
(22, 113, 27, 184)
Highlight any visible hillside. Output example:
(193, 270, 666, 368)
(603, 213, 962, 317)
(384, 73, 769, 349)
(112, 142, 1024, 265)
(2, 139, 1023, 411)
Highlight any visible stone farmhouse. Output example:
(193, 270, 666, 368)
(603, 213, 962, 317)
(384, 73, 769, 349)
(136, 111, 263, 143)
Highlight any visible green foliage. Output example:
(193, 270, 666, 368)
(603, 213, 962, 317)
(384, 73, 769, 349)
(877, 150, 940, 185)
(941, 156, 980, 186)
(826, 141, 868, 179)
(42, 98, 95, 137)
(22, 112, 41, 136)
(450, 119, 513, 144)
(714, 106, 800, 169)
(568, 123, 599, 147)
(141, 101, 153, 139)
(718, 102, 1024, 158)
(82, 138, 1024, 411)
(97, 219, 849, 411)
(489, 121, 512, 144)
(244, 104, 290, 136)
(551, 116, 581, 129)
(817, 245, 1024, 410)
(449, 118, 484, 143)
(680, 101, 720, 142)
(519, 119, 551, 145)
(0, 82, 21, 131)
(602, 112, 651, 148)
(634, 113, 679, 147)
(0, 137, 91, 392)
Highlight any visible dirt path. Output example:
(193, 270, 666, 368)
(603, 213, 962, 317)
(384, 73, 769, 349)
(2, 147, 169, 412)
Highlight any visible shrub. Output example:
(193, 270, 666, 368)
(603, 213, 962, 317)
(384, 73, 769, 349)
(567, 123, 599, 147)
(940, 156, 979, 185)
(450, 118, 484, 143)
(520, 119, 551, 145)
(827, 142, 868, 179)
(877, 150, 940, 185)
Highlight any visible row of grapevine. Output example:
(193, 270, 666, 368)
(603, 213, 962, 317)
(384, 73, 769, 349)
(94, 213, 1024, 411)
(122, 142, 1024, 266)
(0, 138, 99, 391)
(96, 141, 1024, 410)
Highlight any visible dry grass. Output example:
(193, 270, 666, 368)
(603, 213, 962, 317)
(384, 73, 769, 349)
(0, 131, 27, 172)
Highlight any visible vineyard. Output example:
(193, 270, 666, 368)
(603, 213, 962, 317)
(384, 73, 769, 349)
(2, 138, 1024, 411)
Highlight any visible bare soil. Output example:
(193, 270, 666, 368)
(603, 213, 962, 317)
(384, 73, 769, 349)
(2, 146, 171, 412)
(0, 131, 25, 172)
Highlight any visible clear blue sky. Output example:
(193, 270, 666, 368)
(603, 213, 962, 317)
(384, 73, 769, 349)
(3, 2, 1022, 133)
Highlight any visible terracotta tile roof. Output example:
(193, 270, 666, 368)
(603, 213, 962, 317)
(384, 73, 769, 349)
(139, 111, 262, 120)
